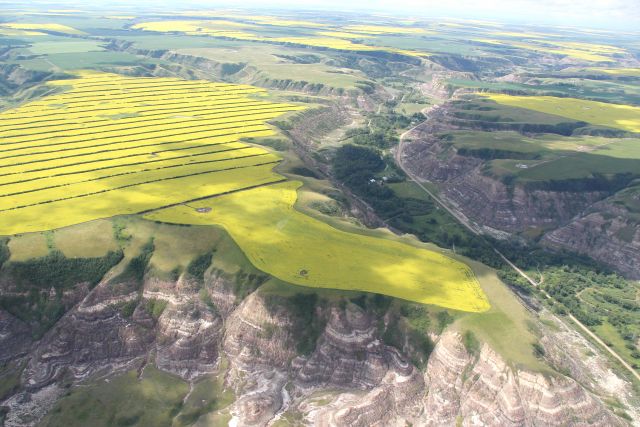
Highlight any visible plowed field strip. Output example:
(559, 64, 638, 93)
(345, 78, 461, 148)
(0, 108, 292, 149)
(0, 159, 281, 212)
(0, 105, 294, 146)
(0, 145, 259, 188)
(0, 151, 271, 197)
(0, 100, 271, 132)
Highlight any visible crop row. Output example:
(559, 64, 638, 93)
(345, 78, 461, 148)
(52, 75, 256, 91)
(0, 109, 292, 150)
(0, 105, 295, 146)
(0, 154, 279, 210)
(0, 161, 280, 214)
(0, 72, 303, 236)
(0, 134, 273, 187)
(0, 129, 268, 175)
(14, 80, 262, 108)
(0, 126, 272, 176)
(0, 89, 264, 122)
(0, 99, 272, 133)
(0, 121, 271, 164)
(0, 144, 260, 189)
(0, 163, 286, 235)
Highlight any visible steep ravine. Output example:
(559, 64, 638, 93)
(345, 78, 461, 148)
(0, 267, 635, 426)
(400, 107, 639, 278)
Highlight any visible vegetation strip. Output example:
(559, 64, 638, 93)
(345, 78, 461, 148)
(0, 153, 271, 198)
(0, 161, 281, 213)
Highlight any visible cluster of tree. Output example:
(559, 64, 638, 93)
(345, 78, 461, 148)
(274, 53, 320, 64)
(344, 112, 420, 149)
(264, 293, 327, 355)
(332, 144, 408, 219)
(499, 263, 639, 361)
(110, 239, 154, 285)
(0, 238, 8, 269)
(219, 62, 245, 76)
(185, 250, 215, 282)
(4, 249, 123, 290)
(355, 80, 376, 94)
(0, 291, 65, 339)
(333, 145, 503, 265)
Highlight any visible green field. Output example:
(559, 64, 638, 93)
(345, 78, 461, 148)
(28, 39, 106, 54)
(40, 366, 189, 427)
(447, 77, 640, 106)
(444, 130, 640, 182)
(177, 45, 366, 89)
(451, 96, 582, 126)
(483, 93, 640, 133)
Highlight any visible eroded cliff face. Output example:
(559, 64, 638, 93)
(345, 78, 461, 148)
(422, 333, 621, 427)
(402, 123, 608, 234)
(400, 109, 640, 281)
(289, 328, 625, 426)
(0, 271, 634, 426)
(542, 198, 640, 279)
(0, 311, 31, 364)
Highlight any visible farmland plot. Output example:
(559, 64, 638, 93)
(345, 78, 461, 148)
(0, 71, 487, 312)
(0, 72, 303, 234)
(482, 93, 640, 133)
(145, 181, 490, 312)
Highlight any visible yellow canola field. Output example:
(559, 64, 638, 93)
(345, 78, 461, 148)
(0, 22, 84, 35)
(0, 109, 294, 147)
(342, 25, 433, 35)
(482, 94, 640, 133)
(0, 71, 303, 234)
(0, 71, 488, 313)
(0, 147, 270, 195)
(0, 155, 279, 210)
(132, 21, 430, 58)
(145, 181, 490, 312)
(592, 68, 640, 77)
(0, 164, 284, 235)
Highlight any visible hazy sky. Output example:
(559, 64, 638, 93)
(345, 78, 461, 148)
(9, 0, 640, 30)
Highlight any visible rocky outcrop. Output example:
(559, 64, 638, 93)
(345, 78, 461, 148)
(1, 278, 632, 426)
(542, 195, 640, 279)
(22, 279, 155, 390)
(295, 304, 412, 390)
(0, 311, 32, 364)
(444, 167, 607, 232)
(423, 332, 622, 426)
(0, 64, 58, 97)
(103, 40, 347, 95)
(403, 127, 607, 233)
(155, 301, 222, 379)
(293, 330, 625, 426)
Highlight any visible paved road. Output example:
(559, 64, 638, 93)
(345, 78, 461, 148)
(396, 119, 640, 383)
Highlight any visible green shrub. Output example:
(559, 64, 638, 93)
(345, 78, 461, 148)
(186, 251, 214, 282)
(145, 299, 168, 319)
(110, 239, 154, 284)
(462, 330, 480, 355)
(3, 249, 123, 290)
